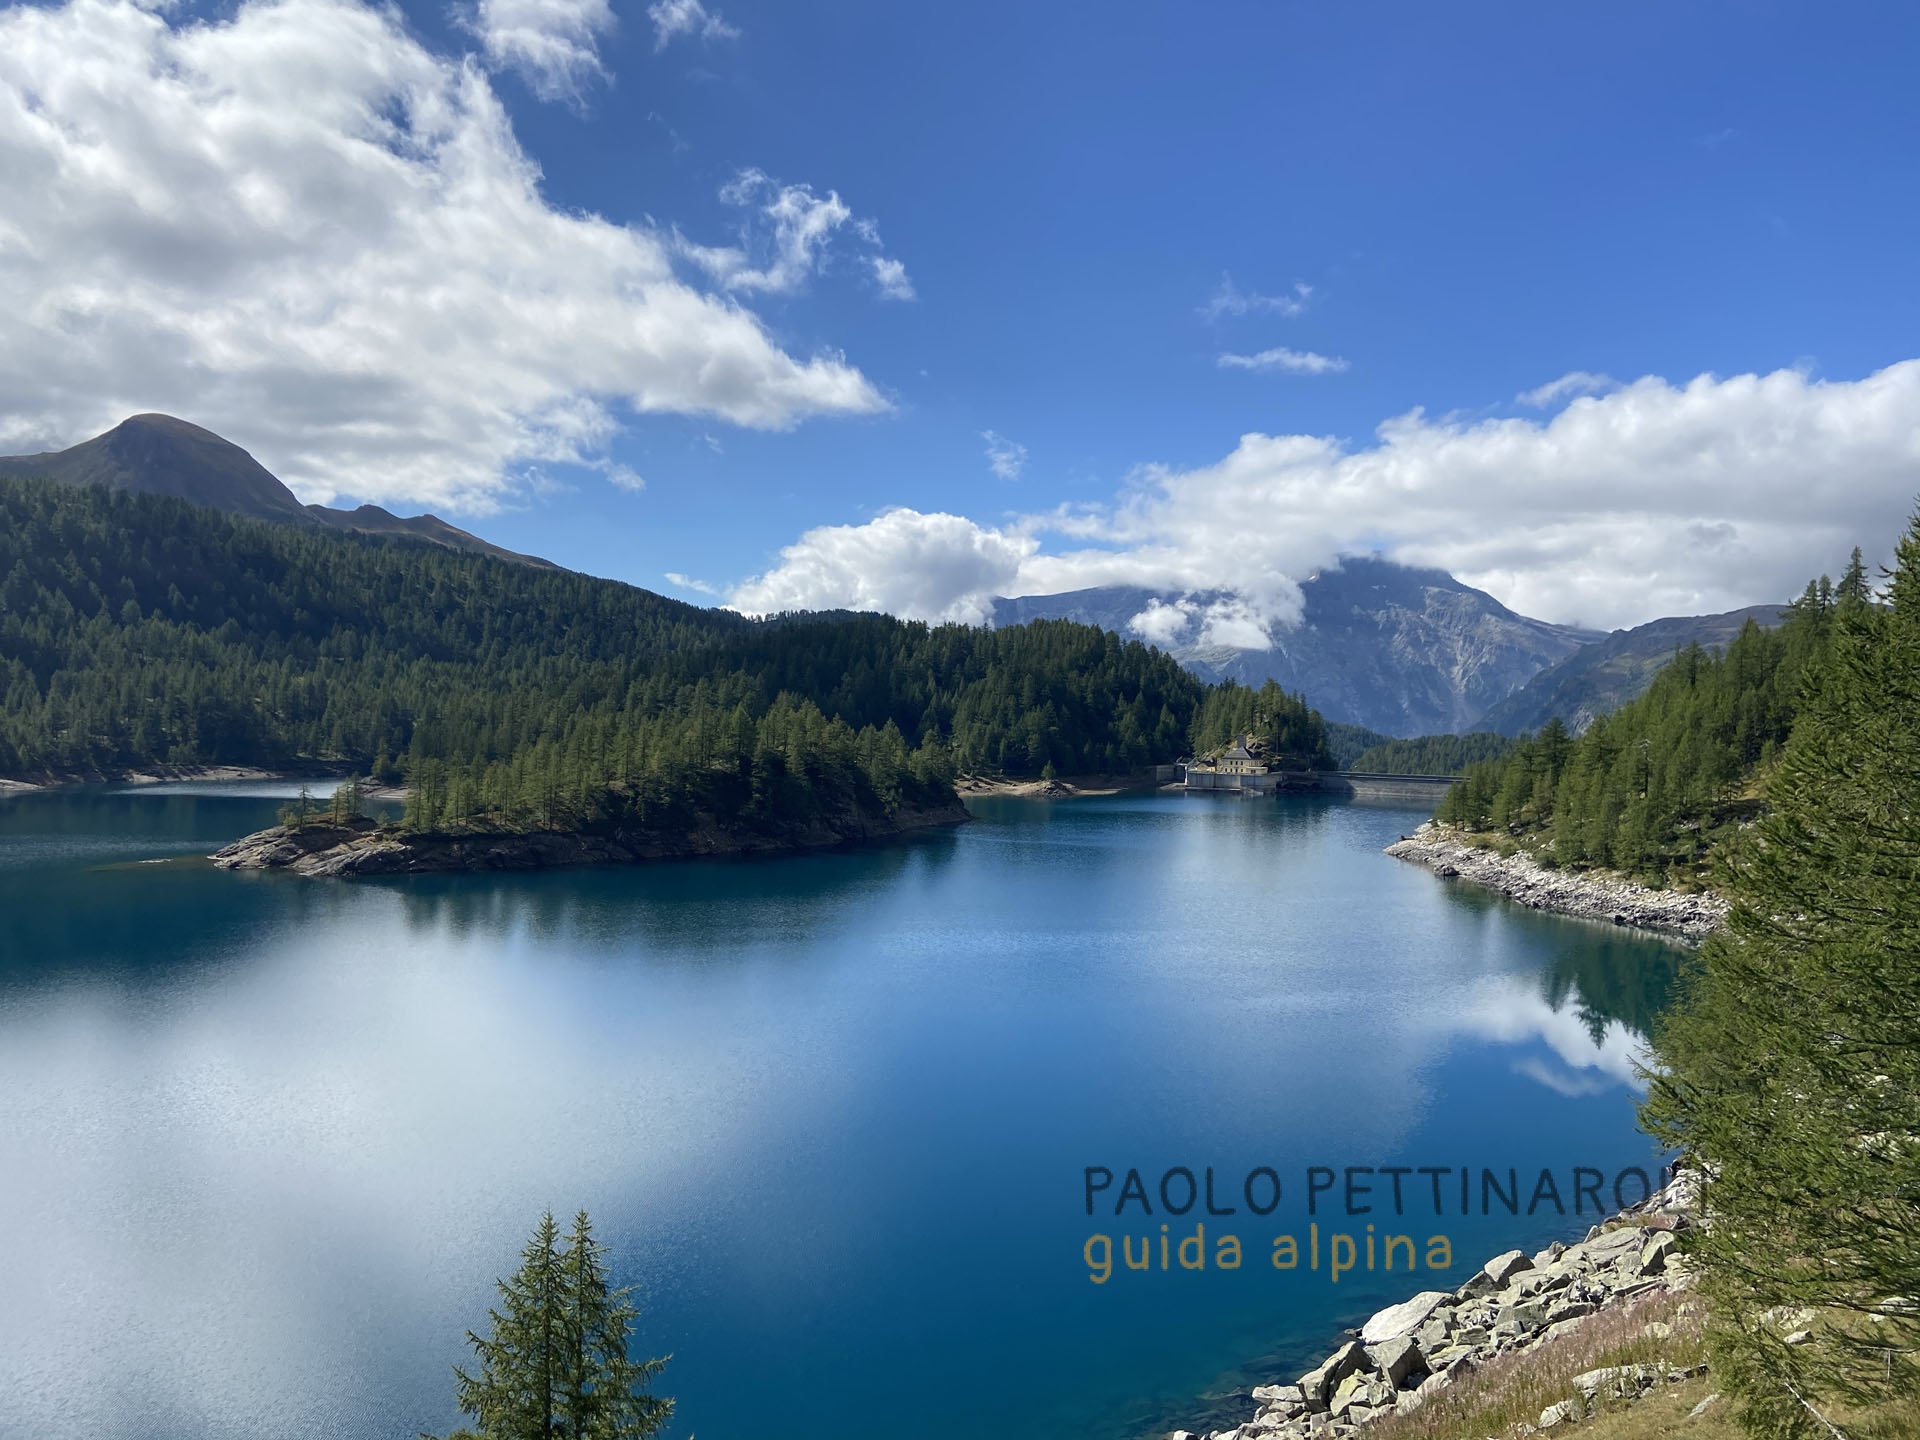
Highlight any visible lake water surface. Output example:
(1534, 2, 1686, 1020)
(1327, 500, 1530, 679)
(0, 784, 1680, 1440)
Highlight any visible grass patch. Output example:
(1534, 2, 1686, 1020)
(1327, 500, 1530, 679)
(1361, 1291, 1920, 1440)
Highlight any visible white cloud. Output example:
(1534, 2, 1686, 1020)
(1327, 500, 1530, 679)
(0, 0, 884, 512)
(664, 571, 721, 595)
(1200, 273, 1312, 321)
(467, 0, 613, 101)
(1218, 347, 1350, 375)
(601, 462, 645, 491)
(982, 430, 1027, 481)
(729, 508, 1038, 625)
(678, 169, 912, 302)
(732, 361, 1920, 635)
(646, 0, 737, 50)
(870, 255, 916, 302)
(1126, 598, 1192, 646)
(1518, 371, 1619, 408)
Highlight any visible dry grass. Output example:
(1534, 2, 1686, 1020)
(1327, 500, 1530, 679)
(1365, 1291, 1706, 1440)
(1359, 1291, 1920, 1440)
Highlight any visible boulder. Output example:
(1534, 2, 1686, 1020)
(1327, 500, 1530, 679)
(1545, 1298, 1597, 1326)
(1498, 1298, 1549, 1331)
(1328, 1371, 1370, 1416)
(1639, 1232, 1676, 1275)
(1298, 1341, 1371, 1407)
(1455, 1268, 1501, 1299)
(1367, 1334, 1429, 1389)
(1538, 1399, 1583, 1429)
(1360, 1290, 1451, 1344)
(1572, 1364, 1657, 1401)
(1483, 1248, 1534, 1285)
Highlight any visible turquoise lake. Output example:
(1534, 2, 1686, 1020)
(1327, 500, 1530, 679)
(0, 784, 1682, 1440)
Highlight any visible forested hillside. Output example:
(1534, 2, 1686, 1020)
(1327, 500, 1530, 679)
(0, 477, 1209, 825)
(1436, 561, 1862, 883)
(1189, 678, 1337, 770)
(1350, 731, 1513, 775)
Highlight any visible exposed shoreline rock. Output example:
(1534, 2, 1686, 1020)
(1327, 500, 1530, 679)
(953, 772, 1157, 799)
(0, 762, 406, 795)
(1384, 822, 1725, 943)
(1174, 1172, 1702, 1440)
(211, 798, 973, 877)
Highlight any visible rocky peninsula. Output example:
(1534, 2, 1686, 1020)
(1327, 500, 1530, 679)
(212, 798, 971, 877)
(1176, 1172, 1706, 1440)
(1384, 822, 1725, 942)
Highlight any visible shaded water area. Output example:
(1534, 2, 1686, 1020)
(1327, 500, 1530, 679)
(0, 783, 1682, 1440)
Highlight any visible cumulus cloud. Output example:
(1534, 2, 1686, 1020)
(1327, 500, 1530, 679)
(982, 430, 1027, 481)
(1200, 273, 1312, 321)
(678, 169, 913, 301)
(1218, 347, 1350, 375)
(646, 0, 737, 50)
(0, 0, 884, 511)
(1518, 371, 1619, 408)
(731, 362, 1920, 635)
(729, 508, 1038, 624)
(467, 0, 614, 101)
(1126, 595, 1286, 652)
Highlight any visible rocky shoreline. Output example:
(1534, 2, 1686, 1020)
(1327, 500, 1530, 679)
(1384, 822, 1725, 942)
(1175, 1173, 1702, 1440)
(211, 798, 972, 877)
(0, 762, 406, 795)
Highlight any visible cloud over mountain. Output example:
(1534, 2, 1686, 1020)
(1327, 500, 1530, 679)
(730, 362, 1920, 633)
(0, 0, 884, 512)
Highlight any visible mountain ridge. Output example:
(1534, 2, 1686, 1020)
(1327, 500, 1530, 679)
(1474, 603, 1792, 736)
(993, 561, 1603, 737)
(0, 414, 553, 569)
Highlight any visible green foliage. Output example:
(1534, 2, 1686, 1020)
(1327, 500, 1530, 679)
(432, 1210, 671, 1440)
(1350, 731, 1515, 775)
(277, 783, 317, 829)
(1643, 531, 1920, 1434)
(1438, 574, 1843, 882)
(0, 476, 1214, 828)
(1323, 721, 1395, 770)
(1190, 679, 1336, 770)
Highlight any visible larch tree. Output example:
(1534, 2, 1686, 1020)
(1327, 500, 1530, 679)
(1643, 518, 1920, 1436)
(431, 1211, 673, 1440)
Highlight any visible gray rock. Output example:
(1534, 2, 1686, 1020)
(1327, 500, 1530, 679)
(1545, 1298, 1597, 1326)
(1367, 1335, 1428, 1389)
(1639, 1232, 1676, 1275)
(1298, 1342, 1371, 1408)
(1689, 1393, 1721, 1418)
(1538, 1399, 1582, 1429)
(1360, 1291, 1451, 1345)
(1455, 1268, 1501, 1299)
(1484, 1248, 1534, 1285)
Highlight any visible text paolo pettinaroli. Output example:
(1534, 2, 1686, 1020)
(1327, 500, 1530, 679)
(1080, 1163, 1669, 1285)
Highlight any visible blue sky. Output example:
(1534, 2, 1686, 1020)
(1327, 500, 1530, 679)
(2, 0, 1918, 631)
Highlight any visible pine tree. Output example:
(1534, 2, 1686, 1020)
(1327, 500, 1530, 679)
(431, 1211, 673, 1440)
(1643, 519, 1920, 1435)
(558, 1211, 672, 1440)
